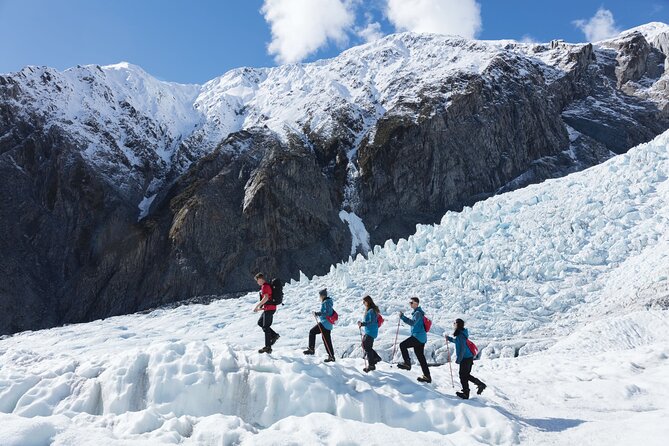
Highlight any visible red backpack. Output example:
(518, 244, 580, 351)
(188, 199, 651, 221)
(326, 310, 339, 324)
(466, 338, 478, 357)
(423, 315, 432, 332)
(377, 313, 384, 327)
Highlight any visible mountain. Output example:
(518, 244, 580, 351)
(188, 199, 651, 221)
(1, 126, 668, 445)
(2, 24, 669, 334)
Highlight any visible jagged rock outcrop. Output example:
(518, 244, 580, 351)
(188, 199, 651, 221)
(356, 53, 568, 243)
(52, 130, 350, 325)
(3, 24, 669, 334)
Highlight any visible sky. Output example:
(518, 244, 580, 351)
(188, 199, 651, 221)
(1, 0, 668, 84)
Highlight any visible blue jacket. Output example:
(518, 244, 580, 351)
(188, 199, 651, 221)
(315, 298, 334, 330)
(400, 306, 427, 344)
(360, 309, 379, 339)
(446, 328, 474, 364)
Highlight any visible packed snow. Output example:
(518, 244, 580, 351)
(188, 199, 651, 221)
(2, 125, 669, 444)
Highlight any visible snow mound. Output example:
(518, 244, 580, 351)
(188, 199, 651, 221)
(0, 341, 518, 444)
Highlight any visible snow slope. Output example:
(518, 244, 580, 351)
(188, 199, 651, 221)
(2, 126, 669, 443)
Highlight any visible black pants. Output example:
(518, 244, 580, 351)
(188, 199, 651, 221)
(459, 357, 484, 392)
(309, 323, 335, 358)
(362, 335, 382, 365)
(400, 336, 430, 378)
(258, 310, 278, 348)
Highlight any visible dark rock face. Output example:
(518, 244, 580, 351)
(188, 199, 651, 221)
(357, 55, 568, 244)
(3, 29, 669, 335)
(559, 35, 669, 155)
(0, 115, 137, 333)
(1, 125, 350, 331)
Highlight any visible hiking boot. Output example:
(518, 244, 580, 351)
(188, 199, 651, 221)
(363, 364, 376, 373)
(396, 363, 411, 370)
(456, 390, 470, 400)
(271, 334, 280, 346)
(417, 375, 432, 383)
(324, 356, 336, 363)
(303, 348, 315, 355)
(258, 346, 272, 354)
(476, 383, 487, 395)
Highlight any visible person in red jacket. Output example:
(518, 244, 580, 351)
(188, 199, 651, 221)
(254, 273, 280, 353)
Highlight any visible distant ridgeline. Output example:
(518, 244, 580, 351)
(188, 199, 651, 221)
(2, 24, 669, 334)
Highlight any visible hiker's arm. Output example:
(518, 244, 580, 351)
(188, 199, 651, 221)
(400, 314, 414, 325)
(315, 300, 326, 317)
(254, 294, 269, 312)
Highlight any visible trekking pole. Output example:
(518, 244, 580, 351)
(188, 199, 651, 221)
(446, 339, 455, 388)
(390, 316, 401, 366)
(314, 314, 334, 359)
(359, 326, 368, 369)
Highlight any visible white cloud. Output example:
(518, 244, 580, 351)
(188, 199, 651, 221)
(385, 0, 482, 39)
(573, 8, 621, 42)
(357, 14, 384, 43)
(261, 0, 356, 64)
(520, 34, 538, 44)
(358, 21, 384, 43)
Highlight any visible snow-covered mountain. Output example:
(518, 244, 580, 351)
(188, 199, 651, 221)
(1, 125, 668, 445)
(7, 24, 669, 199)
(3, 24, 669, 335)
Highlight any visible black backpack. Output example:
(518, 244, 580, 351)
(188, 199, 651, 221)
(269, 278, 284, 305)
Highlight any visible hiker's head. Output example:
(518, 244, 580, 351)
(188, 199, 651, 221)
(362, 295, 379, 313)
(362, 295, 373, 309)
(454, 318, 465, 331)
(254, 273, 265, 286)
(319, 289, 328, 300)
(409, 297, 419, 308)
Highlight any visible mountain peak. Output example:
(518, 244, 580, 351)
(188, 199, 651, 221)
(617, 21, 669, 43)
(102, 61, 148, 74)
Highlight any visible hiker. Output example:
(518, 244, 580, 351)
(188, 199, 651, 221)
(253, 273, 280, 354)
(446, 318, 486, 399)
(397, 297, 431, 383)
(357, 295, 383, 372)
(303, 288, 335, 362)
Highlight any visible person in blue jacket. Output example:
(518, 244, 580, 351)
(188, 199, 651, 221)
(397, 297, 431, 383)
(446, 318, 486, 399)
(357, 295, 383, 373)
(303, 289, 335, 362)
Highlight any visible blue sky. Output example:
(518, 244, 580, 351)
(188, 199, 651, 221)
(0, 0, 667, 84)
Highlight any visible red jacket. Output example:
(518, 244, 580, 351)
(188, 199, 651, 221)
(260, 282, 276, 311)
